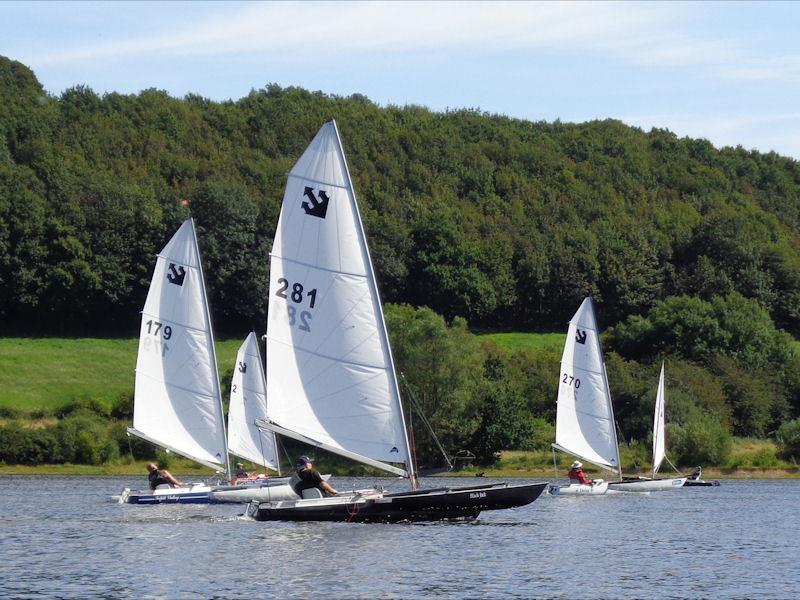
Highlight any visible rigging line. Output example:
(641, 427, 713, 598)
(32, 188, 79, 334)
(552, 447, 559, 484)
(399, 372, 453, 470)
(664, 455, 681, 476)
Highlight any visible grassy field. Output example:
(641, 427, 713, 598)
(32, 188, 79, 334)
(0, 337, 246, 412)
(479, 332, 565, 353)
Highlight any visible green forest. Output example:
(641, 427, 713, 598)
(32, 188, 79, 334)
(2, 55, 800, 469)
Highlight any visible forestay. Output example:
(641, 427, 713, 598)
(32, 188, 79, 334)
(227, 333, 279, 470)
(553, 297, 621, 473)
(263, 121, 411, 477)
(652, 362, 666, 476)
(130, 219, 229, 472)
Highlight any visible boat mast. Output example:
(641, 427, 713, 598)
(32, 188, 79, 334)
(190, 218, 232, 482)
(330, 119, 418, 490)
(591, 296, 623, 479)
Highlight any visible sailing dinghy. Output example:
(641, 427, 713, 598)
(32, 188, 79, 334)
(117, 219, 230, 504)
(606, 363, 686, 492)
(210, 333, 297, 503)
(116, 221, 294, 504)
(548, 297, 619, 496)
(248, 120, 546, 521)
(548, 298, 683, 495)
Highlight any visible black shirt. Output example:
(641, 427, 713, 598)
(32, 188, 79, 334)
(148, 470, 171, 490)
(293, 468, 323, 496)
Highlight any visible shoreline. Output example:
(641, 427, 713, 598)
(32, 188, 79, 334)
(2, 463, 798, 479)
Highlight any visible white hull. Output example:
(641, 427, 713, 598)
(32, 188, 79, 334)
(549, 481, 610, 496)
(114, 482, 216, 504)
(608, 477, 686, 492)
(211, 483, 298, 503)
(211, 474, 331, 503)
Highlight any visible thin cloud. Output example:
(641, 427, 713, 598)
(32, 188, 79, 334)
(26, 2, 680, 63)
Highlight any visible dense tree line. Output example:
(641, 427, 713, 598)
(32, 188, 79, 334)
(2, 56, 800, 337)
(2, 55, 800, 466)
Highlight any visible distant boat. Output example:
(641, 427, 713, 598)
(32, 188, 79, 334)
(607, 362, 687, 492)
(249, 120, 547, 521)
(548, 298, 684, 496)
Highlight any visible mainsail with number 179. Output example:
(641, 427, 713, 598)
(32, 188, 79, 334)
(128, 219, 231, 478)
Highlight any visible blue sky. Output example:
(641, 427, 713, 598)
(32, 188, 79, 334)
(2, 1, 800, 158)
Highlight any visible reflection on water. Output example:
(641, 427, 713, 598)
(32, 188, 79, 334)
(0, 475, 799, 598)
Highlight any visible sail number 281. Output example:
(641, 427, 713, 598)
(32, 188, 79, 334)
(562, 373, 581, 388)
(274, 278, 316, 332)
(275, 279, 317, 308)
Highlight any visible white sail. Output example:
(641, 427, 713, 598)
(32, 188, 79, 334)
(131, 219, 229, 473)
(652, 362, 666, 476)
(227, 333, 279, 470)
(263, 121, 412, 478)
(553, 297, 621, 473)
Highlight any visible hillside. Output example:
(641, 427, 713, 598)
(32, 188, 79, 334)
(2, 55, 800, 468)
(1, 55, 800, 338)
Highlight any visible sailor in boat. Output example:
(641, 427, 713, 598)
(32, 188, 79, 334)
(234, 462, 249, 480)
(568, 461, 594, 485)
(688, 466, 702, 481)
(292, 456, 338, 498)
(147, 463, 182, 490)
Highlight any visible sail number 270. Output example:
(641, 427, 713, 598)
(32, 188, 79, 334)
(562, 373, 581, 388)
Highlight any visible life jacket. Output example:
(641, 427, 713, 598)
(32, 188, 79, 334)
(148, 470, 171, 490)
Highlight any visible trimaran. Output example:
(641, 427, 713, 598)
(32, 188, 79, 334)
(247, 120, 547, 521)
(548, 297, 685, 496)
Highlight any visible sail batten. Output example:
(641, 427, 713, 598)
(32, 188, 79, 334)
(132, 219, 229, 472)
(554, 297, 621, 474)
(265, 121, 413, 476)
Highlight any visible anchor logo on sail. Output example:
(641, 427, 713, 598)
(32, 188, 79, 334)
(238, 361, 247, 373)
(575, 329, 587, 345)
(302, 186, 330, 219)
(167, 263, 186, 286)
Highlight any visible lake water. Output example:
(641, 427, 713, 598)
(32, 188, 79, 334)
(0, 475, 798, 599)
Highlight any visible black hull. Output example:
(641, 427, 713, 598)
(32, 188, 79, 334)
(683, 480, 720, 487)
(248, 482, 547, 523)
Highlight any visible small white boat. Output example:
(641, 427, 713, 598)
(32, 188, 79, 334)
(607, 363, 686, 492)
(117, 219, 233, 504)
(211, 333, 297, 503)
(548, 297, 624, 496)
(548, 480, 610, 496)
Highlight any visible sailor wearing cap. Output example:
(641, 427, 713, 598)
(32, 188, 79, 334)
(293, 455, 338, 497)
